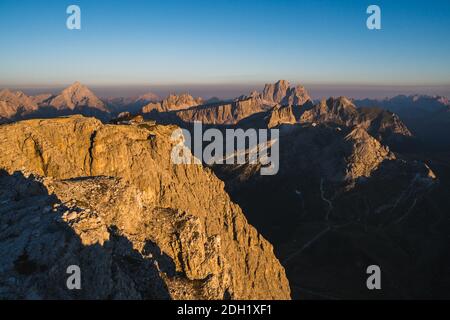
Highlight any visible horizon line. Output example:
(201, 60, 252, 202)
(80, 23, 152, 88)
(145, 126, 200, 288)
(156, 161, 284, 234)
(2, 81, 450, 89)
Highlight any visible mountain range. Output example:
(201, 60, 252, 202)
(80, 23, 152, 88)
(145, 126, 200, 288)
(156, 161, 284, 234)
(1, 80, 450, 299)
(354, 95, 450, 149)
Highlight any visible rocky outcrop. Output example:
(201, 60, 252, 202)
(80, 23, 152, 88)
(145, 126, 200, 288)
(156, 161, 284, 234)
(0, 115, 290, 300)
(142, 94, 203, 113)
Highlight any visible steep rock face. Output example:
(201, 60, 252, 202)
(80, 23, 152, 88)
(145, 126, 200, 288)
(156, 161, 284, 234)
(174, 96, 271, 125)
(142, 94, 203, 113)
(0, 115, 290, 300)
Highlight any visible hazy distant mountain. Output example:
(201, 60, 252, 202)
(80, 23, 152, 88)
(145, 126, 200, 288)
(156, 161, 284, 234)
(41, 82, 107, 112)
(147, 80, 312, 126)
(104, 92, 160, 114)
(134, 81, 450, 298)
(354, 94, 450, 114)
(145, 81, 412, 148)
(142, 93, 203, 113)
(0, 115, 290, 300)
(354, 95, 450, 149)
(0, 82, 110, 123)
(0, 89, 38, 123)
(204, 96, 226, 104)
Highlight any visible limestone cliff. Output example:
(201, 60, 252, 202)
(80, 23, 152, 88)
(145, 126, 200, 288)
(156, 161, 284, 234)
(0, 115, 290, 300)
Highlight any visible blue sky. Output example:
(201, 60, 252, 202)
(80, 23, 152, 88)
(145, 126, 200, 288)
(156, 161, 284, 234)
(0, 0, 449, 87)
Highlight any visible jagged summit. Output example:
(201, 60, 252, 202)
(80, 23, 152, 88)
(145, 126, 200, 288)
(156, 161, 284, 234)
(145, 80, 313, 126)
(262, 80, 311, 106)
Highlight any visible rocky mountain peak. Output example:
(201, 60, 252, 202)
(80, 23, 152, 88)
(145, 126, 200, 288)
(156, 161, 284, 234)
(262, 80, 311, 106)
(50, 82, 107, 111)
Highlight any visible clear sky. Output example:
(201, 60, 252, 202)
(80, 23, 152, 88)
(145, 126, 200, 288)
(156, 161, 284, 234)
(0, 0, 449, 89)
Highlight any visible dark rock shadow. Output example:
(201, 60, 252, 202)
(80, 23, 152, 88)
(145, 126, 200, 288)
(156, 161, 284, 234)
(0, 169, 173, 300)
(206, 123, 450, 300)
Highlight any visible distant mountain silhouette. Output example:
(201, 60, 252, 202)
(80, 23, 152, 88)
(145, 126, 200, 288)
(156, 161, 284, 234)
(354, 95, 450, 150)
(104, 92, 160, 114)
(0, 82, 111, 123)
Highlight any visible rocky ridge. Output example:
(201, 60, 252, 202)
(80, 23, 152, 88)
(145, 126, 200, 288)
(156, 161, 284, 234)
(0, 82, 110, 123)
(0, 115, 290, 300)
(142, 93, 203, 113)
(267, 96, 412, 145)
